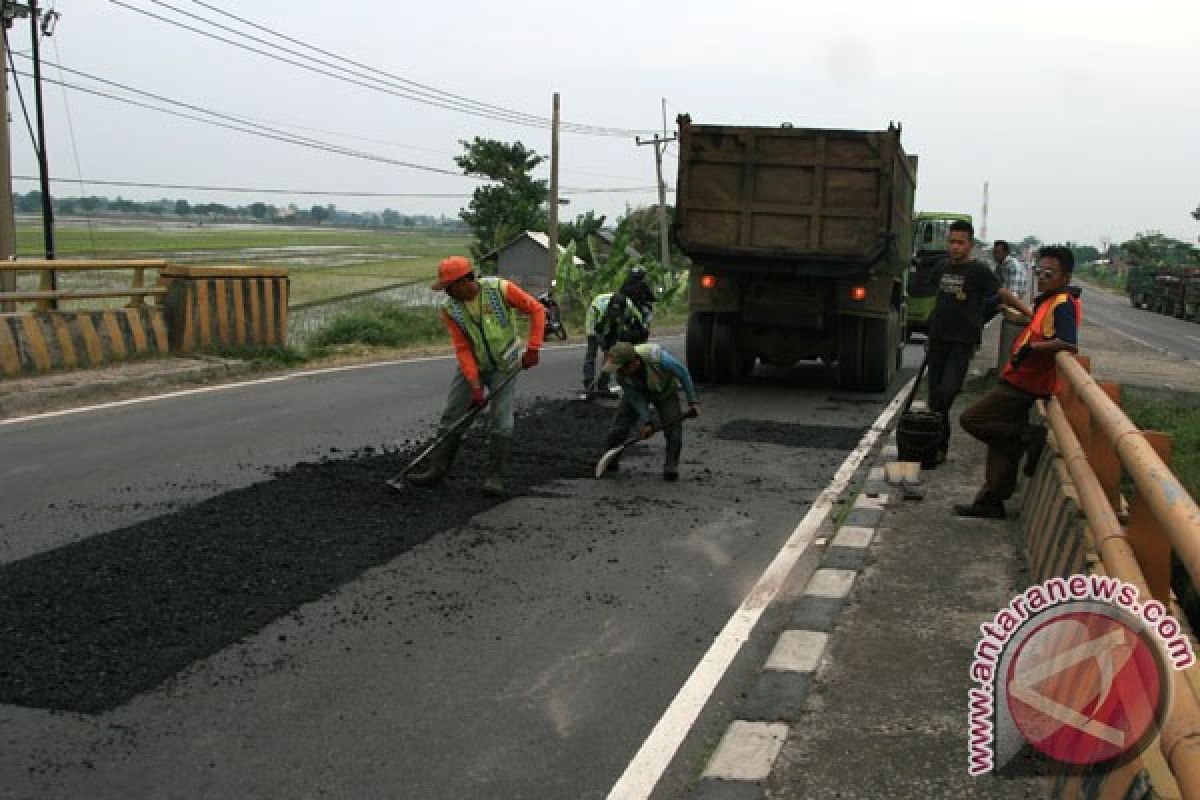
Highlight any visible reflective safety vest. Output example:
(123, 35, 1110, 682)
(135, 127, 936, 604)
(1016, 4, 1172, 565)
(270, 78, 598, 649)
(1001, 289, 1081, 397)
(443, 276, 521, 372)
(586, 292, 643, 340)
(633, 343, 677, 396)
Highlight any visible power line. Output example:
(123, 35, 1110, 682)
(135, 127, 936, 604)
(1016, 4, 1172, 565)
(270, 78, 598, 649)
(8, 61, 471, 178)
(185, 0, 655, 138)
(10, 176, 665, 197)
(110, 0, 654, 138)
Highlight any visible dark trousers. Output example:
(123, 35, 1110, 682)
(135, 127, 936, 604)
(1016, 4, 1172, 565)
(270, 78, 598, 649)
(926, 340, 975, 454)
(606, 391, 683, 471)
(582, 335, 610, 389)
(960, 382, 1038, 506)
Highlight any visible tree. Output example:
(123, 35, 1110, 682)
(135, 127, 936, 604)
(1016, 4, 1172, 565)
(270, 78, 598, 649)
(1120, 231, 1198, 267)
(310, 204, 330, 225)
(175, 199, 191, 216)
(249, 202, 268, 220)
(455, 137, 547, 259)
(558, 211, 606, 266)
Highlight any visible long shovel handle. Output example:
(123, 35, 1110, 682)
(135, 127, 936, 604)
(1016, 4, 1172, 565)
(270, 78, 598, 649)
(392, 369, 520, 481)
(901, 352, 929, 416)
(594, 406, 698, 478)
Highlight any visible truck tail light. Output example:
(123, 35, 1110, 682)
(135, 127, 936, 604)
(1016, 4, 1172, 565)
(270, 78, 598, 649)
(700, 274, 717, 289)
(850, 285, 867, 301)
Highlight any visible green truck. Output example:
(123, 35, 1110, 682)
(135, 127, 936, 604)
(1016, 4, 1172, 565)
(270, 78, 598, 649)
(906, 212, 973, 337)
(674, 116, 915, 391)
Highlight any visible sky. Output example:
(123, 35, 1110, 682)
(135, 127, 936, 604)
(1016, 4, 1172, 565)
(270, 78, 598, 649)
(7, 0, 1199, 247)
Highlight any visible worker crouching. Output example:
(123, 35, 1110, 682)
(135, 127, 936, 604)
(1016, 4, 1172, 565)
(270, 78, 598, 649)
(406, 256, 544, 496)
(601, 341, 700, 481)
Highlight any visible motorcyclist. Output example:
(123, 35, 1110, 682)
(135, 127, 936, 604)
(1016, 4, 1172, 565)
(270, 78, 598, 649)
(620, 265, 656, 327)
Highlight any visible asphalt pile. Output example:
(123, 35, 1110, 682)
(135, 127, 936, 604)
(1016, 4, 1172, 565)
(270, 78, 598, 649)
(0, 398, 612, 714)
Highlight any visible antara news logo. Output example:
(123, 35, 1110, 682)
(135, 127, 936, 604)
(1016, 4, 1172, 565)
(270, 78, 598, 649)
(968, 574, 1195, 775)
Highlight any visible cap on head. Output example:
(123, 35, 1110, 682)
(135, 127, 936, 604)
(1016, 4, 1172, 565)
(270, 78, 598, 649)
(431, 256, 473, 290)
(602, 341, 637, 373)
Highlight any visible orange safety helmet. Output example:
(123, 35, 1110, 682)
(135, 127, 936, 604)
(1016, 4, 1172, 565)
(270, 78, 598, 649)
(431, 256, 474, 290)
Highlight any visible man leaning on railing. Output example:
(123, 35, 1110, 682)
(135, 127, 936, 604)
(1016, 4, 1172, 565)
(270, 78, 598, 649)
(954, 245, 1082, 519)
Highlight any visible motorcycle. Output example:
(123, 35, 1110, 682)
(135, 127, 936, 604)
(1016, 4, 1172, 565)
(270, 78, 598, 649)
(538, 286, 568, 341)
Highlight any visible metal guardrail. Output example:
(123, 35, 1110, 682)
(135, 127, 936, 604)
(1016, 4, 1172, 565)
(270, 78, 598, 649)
(1048, 351, 1200, 797)
(0, 259, 168, 311)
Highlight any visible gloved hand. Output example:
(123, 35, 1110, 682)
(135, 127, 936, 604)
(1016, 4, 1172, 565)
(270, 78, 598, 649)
(639, 423, 655, 440)
(469, 384, 486, 408)
(1011, 344, 1033, 367)
(521, 348, 539, 369)
(687, 402, 701, 419)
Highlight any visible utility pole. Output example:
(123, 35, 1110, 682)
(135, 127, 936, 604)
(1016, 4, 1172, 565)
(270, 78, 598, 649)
(30, 0, 53, 265)
(0, 3, 29, 311)
(636, 126, 676, 271)
(546, 92, 559, 294)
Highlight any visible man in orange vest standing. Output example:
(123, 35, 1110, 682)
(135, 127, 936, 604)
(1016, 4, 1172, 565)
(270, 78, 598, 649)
(405, 256, 545, 496)
(955, 245, 1081, 518)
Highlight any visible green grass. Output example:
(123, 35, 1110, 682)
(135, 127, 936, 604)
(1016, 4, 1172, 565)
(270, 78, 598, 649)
(1078, 266, 1126, 291)
(210, 344, 308, 368)
(1115, 387, 1200, 636)
(308, 303, 448, 354)
(12, 222, 472, 309)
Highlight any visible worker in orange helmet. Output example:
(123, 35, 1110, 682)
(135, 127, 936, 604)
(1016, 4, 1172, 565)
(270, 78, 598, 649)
(406, 257, 545, 495)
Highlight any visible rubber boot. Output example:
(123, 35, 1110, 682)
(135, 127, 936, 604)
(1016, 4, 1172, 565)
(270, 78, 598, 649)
(405, 433, 461, 488)
(482, 435, 513, 497)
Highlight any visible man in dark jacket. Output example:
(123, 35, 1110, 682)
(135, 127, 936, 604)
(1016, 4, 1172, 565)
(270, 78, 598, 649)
(620, 265, 656, 327)
(925, 219, 1020, 464)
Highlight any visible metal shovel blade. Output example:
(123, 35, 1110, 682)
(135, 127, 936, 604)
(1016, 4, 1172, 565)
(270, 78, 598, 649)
(594, 445, 624, 478)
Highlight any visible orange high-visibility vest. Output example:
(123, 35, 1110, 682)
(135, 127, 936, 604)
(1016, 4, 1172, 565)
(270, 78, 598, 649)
(1001, 290, 1082, 397)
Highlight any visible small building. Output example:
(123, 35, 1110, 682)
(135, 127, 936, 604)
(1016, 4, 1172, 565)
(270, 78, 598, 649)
(482, 231, 585, 296)
(589, 229, 642, 266)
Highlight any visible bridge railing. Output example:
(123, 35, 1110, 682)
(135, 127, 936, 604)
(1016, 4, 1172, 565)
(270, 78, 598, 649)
(1032, 351, 1200, 797)
(0, 259, 169, 311)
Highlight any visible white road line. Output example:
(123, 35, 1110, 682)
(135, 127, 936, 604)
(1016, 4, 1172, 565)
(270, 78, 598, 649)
(605, 375, 914, 800)
(0, 340, 608, 428)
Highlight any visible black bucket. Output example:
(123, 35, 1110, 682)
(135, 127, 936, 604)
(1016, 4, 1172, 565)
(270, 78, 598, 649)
(897, 411, 941, 469)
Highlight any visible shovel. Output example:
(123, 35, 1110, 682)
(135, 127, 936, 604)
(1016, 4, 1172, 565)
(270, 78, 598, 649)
(594, 406, 699, 478)
(387, 370, 520, 491)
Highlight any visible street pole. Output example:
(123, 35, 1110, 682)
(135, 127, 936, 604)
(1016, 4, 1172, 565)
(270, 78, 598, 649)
(0, 15, 19, 311)
(30, 0, 52, 263)
(636, 130, 676, 271)
(546, 92, 560, 296)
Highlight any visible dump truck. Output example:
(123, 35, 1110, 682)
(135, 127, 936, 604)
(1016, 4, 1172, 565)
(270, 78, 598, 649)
(674, 115, 915, 390)
(907, 212, 973, 338)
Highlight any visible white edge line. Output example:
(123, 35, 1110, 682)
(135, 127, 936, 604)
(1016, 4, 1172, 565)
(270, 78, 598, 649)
(605, 375, 914, 800)
(0, 338, 613, 428)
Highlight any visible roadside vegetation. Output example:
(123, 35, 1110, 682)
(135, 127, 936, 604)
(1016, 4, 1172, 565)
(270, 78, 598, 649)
(1119, 387, 1200, 636)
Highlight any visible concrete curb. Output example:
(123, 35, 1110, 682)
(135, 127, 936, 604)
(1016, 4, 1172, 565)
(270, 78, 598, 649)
(0, 358, 257, 418)
(687, 443, 895, 798)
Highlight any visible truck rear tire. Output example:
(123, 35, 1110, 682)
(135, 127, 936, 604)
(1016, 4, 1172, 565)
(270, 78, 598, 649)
(686, 312, 714, 383)
(711, 314, 741, 384)
(837, 314, 895, 391)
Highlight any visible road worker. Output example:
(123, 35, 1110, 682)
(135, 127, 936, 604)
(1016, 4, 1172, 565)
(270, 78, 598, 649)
(405, 257, 544, 496)
(600, 341, 700, 481)
(582, 291, 646, 393)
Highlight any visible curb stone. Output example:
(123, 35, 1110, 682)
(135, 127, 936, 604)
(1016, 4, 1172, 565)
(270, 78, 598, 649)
(688, 433, 893, 797)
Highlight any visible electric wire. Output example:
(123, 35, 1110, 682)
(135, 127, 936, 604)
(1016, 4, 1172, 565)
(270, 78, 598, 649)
(10, 176, 664, 197)
(185, 0, 656, 138)
(112, 0, 653, 137)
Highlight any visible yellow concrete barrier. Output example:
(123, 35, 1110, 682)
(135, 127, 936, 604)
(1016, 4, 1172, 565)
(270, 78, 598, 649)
(159, 265, 290, 353)
(0, 308, 168, 376)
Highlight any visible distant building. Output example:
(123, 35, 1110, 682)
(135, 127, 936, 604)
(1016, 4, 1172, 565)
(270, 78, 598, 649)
(481, 231, 585, 296)
(589, 229, 642, 266)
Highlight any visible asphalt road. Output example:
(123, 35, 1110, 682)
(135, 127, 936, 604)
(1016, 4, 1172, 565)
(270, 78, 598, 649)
(1080, 280, 1200, 361)
(1, 336, 919, 800)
